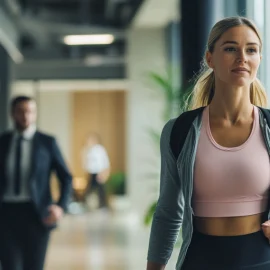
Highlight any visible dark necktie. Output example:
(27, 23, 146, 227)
(14, 135, 23, 195)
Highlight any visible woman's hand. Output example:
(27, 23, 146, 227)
(262, 220, 270, 240)
(146, 262, 165, 270)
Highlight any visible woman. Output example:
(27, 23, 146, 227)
(147, 17, 270, 270)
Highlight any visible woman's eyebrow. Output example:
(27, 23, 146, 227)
(220, 41, 260, 47)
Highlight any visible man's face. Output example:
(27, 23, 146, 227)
(11, 100, 37, 131)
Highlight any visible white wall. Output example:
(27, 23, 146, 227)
(265, 0, 270, 98)
(126, 28, 167, 220)
(132, 0, 179, 28)
(38, 91, 72, 166)
(11, 81, 36, 97)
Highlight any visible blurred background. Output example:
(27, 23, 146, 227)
(0, 0, 269, 269)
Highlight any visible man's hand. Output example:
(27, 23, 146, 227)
(43, 205, 63, 226)
(97, 172, 106, 184)
(97, 168, 110, 184)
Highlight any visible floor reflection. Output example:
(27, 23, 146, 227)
(45, 208, 150, 270)
(45, 202, 180, 270)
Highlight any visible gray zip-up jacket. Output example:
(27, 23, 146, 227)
(147, 107, 270, 270)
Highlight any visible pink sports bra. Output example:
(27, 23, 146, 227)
(192, 106, 270, 217)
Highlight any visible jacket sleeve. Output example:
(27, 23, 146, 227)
(51, 138, 73, 211)
(147, 119, 185, 265)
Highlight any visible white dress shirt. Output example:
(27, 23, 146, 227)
(83, 144, 110, 174)
(3, 125, 36, 202)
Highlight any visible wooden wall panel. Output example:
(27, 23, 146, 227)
(71, 91, 126, 182)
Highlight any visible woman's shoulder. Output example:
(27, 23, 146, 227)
(257, 106, 270, 119)
(257, 106, 270, 113)
(165, 106, 206, 131)
(161, 106, 206, 159)
(162, 106, 206, 137)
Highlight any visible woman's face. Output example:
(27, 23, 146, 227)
(206, 25, 261, 87)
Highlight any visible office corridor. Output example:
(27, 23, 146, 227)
(45, 207, 180, 270)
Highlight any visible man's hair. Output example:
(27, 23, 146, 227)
(11, 96, 35, 110)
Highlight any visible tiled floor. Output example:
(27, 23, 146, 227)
(45, 207, 180, 270)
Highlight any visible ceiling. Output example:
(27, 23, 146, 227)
(132, 0, 179, 29)
(1, 0, 144, 79)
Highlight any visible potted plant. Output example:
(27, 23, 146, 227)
(105, 172, 127, 211)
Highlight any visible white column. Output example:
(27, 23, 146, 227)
(264, 0, 270, 100)
(126, 28, 167, 219)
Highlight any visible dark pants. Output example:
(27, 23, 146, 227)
(182, 229, 270, 270)
(87, 174, 107, 208)
(0, 202, 50, 270)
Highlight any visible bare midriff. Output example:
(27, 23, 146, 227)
(194, 213, 265, 236)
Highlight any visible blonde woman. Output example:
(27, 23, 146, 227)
(147, 17, 270, 270)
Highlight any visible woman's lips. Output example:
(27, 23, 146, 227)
(231, 67, 250, 73)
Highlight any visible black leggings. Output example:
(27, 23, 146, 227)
(182, 230, 270, 270)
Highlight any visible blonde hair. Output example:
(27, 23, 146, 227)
(190, 16, 268, 109)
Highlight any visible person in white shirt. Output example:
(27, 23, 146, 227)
(83, 132, 110, 208)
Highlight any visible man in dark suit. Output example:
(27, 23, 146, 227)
(0, 96, 73, 270)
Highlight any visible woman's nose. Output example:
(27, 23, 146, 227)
(237, 51, 247, 63)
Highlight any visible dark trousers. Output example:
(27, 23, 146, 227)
(87, 174, 107, 208)
(182, 229, 270, 270)
(0, 202, 50, 270)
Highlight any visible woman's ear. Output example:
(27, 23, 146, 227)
(206, 51, 214, 69)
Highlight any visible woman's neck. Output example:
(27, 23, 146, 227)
(209, 84, 253, 124)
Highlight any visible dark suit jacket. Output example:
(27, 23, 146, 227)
(0, 130, 73, 229)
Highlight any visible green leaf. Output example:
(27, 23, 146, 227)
(148, 72, 175, 102)
(144, 201, 157, 226)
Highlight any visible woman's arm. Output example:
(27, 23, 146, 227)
(146, 119, 184, 268)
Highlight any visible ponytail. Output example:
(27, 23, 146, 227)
(250, 78, 268, 107)
(189, 68, 214, 110)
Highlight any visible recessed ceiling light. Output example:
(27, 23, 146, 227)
(63, 34, 115, 45)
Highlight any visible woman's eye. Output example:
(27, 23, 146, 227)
(247, 48, 257, 53)
(224, 47, 236, 52)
